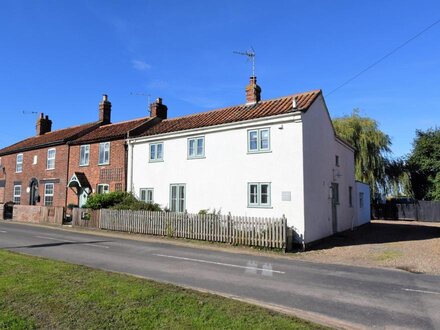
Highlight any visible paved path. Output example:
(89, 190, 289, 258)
(1, 221, 439, 329)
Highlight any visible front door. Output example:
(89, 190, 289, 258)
(79, 188, 88, 208)
(331, 182, 339, 233)
(29, 179, 39, 205)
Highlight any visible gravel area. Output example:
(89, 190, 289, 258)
(297, 220, 440, 275)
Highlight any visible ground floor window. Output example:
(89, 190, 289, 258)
(248, 182, 271, 207)
(140, 188, 154, 203)
(170, 184, 185, 212)
(13, 185, 21, 204)
(44, 183, 54, 206)
(97, 184, 110, 194)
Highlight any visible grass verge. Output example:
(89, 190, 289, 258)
(0, 250, 327, 329)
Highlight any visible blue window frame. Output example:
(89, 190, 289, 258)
(248, 128, 270, 153)
(188, 137, 205, 159)
(149, 142, 164, 162)
(248, 182, 271, 208)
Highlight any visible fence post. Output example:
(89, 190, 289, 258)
(282, 214, 287, 252)
(227, 212, 232, 244)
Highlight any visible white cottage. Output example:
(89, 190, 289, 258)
(127, 77, 370, 246)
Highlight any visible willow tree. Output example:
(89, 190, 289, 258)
(332, 109, 391, 197)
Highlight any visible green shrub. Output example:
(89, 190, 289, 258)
(84, 192, 162, 211)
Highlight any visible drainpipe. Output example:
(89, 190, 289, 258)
(126, 137, 134, 194)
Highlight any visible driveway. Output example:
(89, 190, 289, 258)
(1, 220, 439, 329)
(298, 220, 440, 275)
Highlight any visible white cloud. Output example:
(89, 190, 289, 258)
(132, 60, 152, 71)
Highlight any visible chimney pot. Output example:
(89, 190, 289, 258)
(150, 97, 167, 120)
(245, 76, 261, 105)
(99, 94, 112, 124)
(36, 113, 52, 136)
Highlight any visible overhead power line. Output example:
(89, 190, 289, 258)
(326, 17, 440, 97)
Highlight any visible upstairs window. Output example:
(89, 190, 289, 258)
(188, 137, 205, 159)
(149, 143, 164, 162)
(44, 183, 54, 206)
(16, 154, 23, 173)
(335, 155, 340, 167)
(47, 148, 56, 170)
(13, 185, 21, 204)
(98, 142, 110, 165)
(248, 182, 271, 208)
(248, 128, 270, 153)
(140, 188, 154, 203)
(97, 184, 109, 194)
(80, 145, 90, 166)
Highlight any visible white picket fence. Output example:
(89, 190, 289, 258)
(97, 209, 287, 249)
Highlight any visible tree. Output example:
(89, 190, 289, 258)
(332, 109, 391, 197)
(407, 128, 440, 200)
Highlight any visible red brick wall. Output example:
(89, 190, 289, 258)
(67, 140, 127, 207)
(13, 205, 64, 225)
(0, 145, 70, 207)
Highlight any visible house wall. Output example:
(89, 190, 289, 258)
(0, 145, 69, 207)
(128, 115, 307, 237)
(355, 181, 371, 226)
(302, 96, 356, 243)
(67, 140, 127, 207)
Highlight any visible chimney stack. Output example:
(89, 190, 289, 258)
(36, 113, 52, 136)
(150, 97, 168, 120)
(99, 94, 112, 124)
(245, 76, 261, 105)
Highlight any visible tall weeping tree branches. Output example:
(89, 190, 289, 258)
(333, 109, 391, 197)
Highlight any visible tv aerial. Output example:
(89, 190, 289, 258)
(130, 92, 151, 115)
(233, 47, 256, 77)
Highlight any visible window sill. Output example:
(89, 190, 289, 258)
(46, 168, 55, 171)
(79, 164, 89, 167)
(149, 159, 164, 163)
(247, 150, 272, 155)
(98, 163, 110, 166)
(247, 205, 273, 209)
(187, 156, 206, 160)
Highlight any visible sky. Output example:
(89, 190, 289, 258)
(0, 1, 439, 158)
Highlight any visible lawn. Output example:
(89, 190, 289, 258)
(0, 250, 326, 329)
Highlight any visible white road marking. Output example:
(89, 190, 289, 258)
(85, 244, 109, 249)
(154, 254, 285, 274)
(403, 288, 440, 295)
(35, 235, 74, 243)
(0, 230, 7, 233)
(35, 236, 109, 249)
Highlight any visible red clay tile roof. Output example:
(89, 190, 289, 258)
(139, 89, 321, 137)
(0, 122, 99, 156)
(71, 117, 153, 144)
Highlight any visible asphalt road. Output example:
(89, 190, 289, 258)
(1, 221, 439, 329)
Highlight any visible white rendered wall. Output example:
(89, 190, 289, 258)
(128, 116, 306, 237)
(355, 182, 371, 226)
(301, 96, 356, 243)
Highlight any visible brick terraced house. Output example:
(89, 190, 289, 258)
(0, 115, 99, 208)
(0, 95, 162, 209)
(66, 96, 163, 207)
